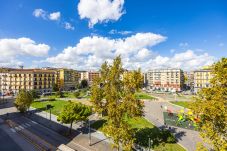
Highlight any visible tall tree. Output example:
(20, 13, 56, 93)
(52, 83, 59, 92)
(14, 90, 33, 113)
(91, 56, 144, 150)
(80, 79, 88, 88)
(191, 58, 227, 151)
(57, 102, 92, 134)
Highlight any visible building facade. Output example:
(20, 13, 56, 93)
(0, 69, 55, 95)
(56, 69, 80, 90)
(146, 68, 184, 92)
(80, 71, 100, 85)
(193, 69, 212, 93)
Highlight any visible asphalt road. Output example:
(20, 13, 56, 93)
(144, 100, 202, 151)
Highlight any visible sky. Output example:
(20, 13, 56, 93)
(0, 0, 226, 71)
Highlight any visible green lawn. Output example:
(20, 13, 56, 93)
(31, 100, 70, 116)
(135, 92, 155, 100)
(171, 101, 191, 108)
(42, 89, 91, 99)
(91, 117, 185, 151)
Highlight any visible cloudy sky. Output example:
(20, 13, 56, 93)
(0, 0, 226, 71)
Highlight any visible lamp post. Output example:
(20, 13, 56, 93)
(148, 137, 153, 151)
(89, 119, 91, 146)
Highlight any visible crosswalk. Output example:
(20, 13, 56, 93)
(10, 120, 38, 133)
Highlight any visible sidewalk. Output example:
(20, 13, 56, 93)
(29, 107, 115, 151)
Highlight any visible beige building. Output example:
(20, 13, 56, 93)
(146, 68, 184, 92)
(193, 69, 212, 93)
(0, 69, 55, 95)
(80, 71, 100, 85)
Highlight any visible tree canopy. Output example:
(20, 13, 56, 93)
(191, 58, 227, 151)
(91, 56, 144, 150)
(80, 79, 88, 88)
(57, 102, 92, 134)
(14, 90, 34, 113)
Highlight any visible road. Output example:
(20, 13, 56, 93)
(144, 100, 202, 151)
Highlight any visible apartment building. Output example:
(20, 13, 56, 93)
(193, 69, 212, 93)
(184, 71, 194, 91)
(56, 69, 80, 90)
(146, 68, 184, 92)
(80, 71, 100, 85)
(0, 69, 55, 95)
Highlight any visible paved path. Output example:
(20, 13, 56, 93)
(29, 107, 115, 151)
(143, 100, 202, 151)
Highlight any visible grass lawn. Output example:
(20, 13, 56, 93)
(31, 100, 71, 116)
(135, 92, 155, 100)
(171, 101, 191, 108)
(91, 117, 185, 151)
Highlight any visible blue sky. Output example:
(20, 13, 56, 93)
(0, 0, 226, 71)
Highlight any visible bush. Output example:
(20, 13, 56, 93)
(74, 91, 80, 98)
(56, 91, 64, 98)
(161, 130, 176, 143)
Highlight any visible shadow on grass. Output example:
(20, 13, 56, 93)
(134, 127, 177, 148)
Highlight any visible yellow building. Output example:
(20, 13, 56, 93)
(193, 69, 212, 93)
(56, 69, 80, 90)
(0, 69, 55, 95)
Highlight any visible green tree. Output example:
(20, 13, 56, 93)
(91, 56, 144, 150)
(29, 90, 39, 99)
(74, 91, 80, 98)
(57, 102, 92, 134)
(56, 90, 64, 98)
(191, 58, 227, 151)
(52, 83, 59, 92)
(14, 90, 34, 113)
(80, 79, 88, 88)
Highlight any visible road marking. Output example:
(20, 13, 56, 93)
(25, 123, 31, 127)
(21, 124, 27, 128)
(31, 121, 38, 124)
(15, 127, 21, 131)
(10, 128, 16, 133)
(19, 125, 24, 130)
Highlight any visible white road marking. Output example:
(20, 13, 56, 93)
(10, 128, 16, 133)
(25, 123, 31, 127)
(31, 121, 38, 124)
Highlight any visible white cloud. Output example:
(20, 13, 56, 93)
(33, 9, 47, 19)
(179, 42, 189, 47)
(64, 22, 75, 30)
(0, 38, 50, 67)
(78, 0, 125, 28)
(49, 12, 61, 21)
(45, 33, 215, 71)
(46, 32, 166, 69)
(109, 29, 132, 35)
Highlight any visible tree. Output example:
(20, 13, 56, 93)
(29, 90, 39, 99)
(190, 58, 227, 151)
(52, 83, 59, 92)
(14, 90, 34, 113)
(80, 79, 88, 88)
(56, 90, 64, 98)
(91, 56, 144, 150)
(57, 102, 92, 134)
(74, 91, 80, 98)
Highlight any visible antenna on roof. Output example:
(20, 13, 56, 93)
(19, 65, 24, 69)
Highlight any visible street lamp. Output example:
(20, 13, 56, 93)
(148, 137, 153, 151)
(89, 119, 91, 146)
(46, 104, 53, 121)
